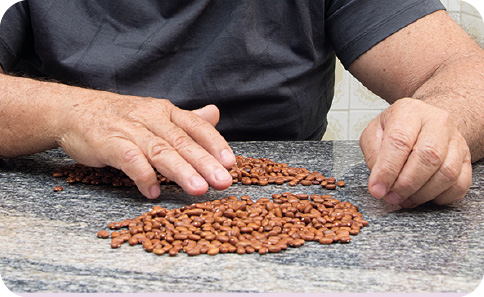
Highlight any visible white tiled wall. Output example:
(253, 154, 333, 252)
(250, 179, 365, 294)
(323, 0, 484, 140)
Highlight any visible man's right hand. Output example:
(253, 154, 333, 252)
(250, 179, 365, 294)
(56, 89, 235, 198)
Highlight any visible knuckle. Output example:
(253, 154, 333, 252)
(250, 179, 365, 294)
(387, 130, 414, 153)
(435, 109, 451, 124)
(193, 153, 216, 169)
(122, 148, 142, 165)
(404, 196, 419, 208)
(364, 152, 377, 170)
(378, 160, 402, 177)
(132, 167, 156, 185)
(171, 133, 195, 153)
(158, 98, 174, 109)
(433, 190, 465, 206)
(395, 175, 419, 194)
(452, 179, 470, 198)
(149, 141, 172, 160)
(415, 145, 443, 168)
(439, 163, 460, 183)
(183, 112, 210, 131)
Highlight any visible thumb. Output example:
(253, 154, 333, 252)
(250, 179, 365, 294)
(360, 115, 384, 170)
(359, 115, 386, 198)
(192, 104, 220, 127)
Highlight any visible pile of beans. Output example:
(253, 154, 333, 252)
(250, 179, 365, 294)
(53, 163, 170, 187)
(97, 193, 368, 256)
(54, 155, 344, 190)
(229, 155, 344, 189)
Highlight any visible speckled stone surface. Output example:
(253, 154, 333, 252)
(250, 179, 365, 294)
(0, 141, 482, 293)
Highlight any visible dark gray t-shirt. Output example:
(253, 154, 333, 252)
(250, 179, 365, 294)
(0, 0, 444, 140)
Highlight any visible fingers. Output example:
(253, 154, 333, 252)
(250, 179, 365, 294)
(192, 104, 220, 127)
(116, 102, 234, 197)
(360, 116, 383, 170)
(109, 139, 161, 199)
(398, 141, 471, 208)
(366, 103, 422, 199)
(362, 99, 472, 208)
(170, 104, 236, 168)
(380, 116, 452, 204)
(141, 135, 212, 196)
(360, 118, 386, 198)
(359, 116, 383, 177)
(107, 126, 232, 197)
(130, 129, 232, 195)
(432, 151, 471, 205)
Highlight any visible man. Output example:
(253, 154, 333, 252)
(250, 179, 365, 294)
(0, 1, 483, 208)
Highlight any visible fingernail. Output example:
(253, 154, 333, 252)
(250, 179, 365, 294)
(190, 176, 207, 188)
(214, 168, 231, 182)
(220, 149, 235, 165)
(384, 191, 403, 205)
(149, 185, 160, 199)
(371, 182, 387, 199)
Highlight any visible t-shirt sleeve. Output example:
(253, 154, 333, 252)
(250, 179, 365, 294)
(0, 1, 34, 71)
(326, 0, 445, 69)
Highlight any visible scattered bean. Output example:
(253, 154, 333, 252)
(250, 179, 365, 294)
(53, 186, 64, 192)
(97, 231, 109, 239)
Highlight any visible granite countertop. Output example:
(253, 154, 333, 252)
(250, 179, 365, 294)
(0, 141, 483, 294)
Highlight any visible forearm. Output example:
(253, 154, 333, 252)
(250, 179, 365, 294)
(412, 53, 484, 163)
(0, 72, 75, 158)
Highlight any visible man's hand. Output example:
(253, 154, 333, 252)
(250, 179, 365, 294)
(360, 98, 472, 208)
(56, 90, 235, 199)
(348, 10, 484, 207)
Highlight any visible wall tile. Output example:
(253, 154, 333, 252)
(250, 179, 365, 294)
(461, 1, 481, 17)
(447, 0, 461, 12)
(322, 111, 348, 140)
(459, 12, 484, 46)
(331, 59, 350, 110)
(349, 110, 381, 140)
(349, 76, 389, 110)
(460, 1, 484, 47)
(440, 0, 450, 9)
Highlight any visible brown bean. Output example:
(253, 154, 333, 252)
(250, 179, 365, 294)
(319, 237, 333, 245)
(300, 180, 312, 186)
(339, 236, 351, 243)
(207, 247, 220, 255)
(168, 248, 179, 256)
(110, 238, 123, 248)
(268, 245, 282, 253)
(174, 233, 188, 240)
(153, 248, 165, 255)
(97, 231, 110, 239)
(186, 248, 201, 256)
(236, 247, 246, 254)
(53, 186, 64, 192)
(128, 237, 139, 246)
